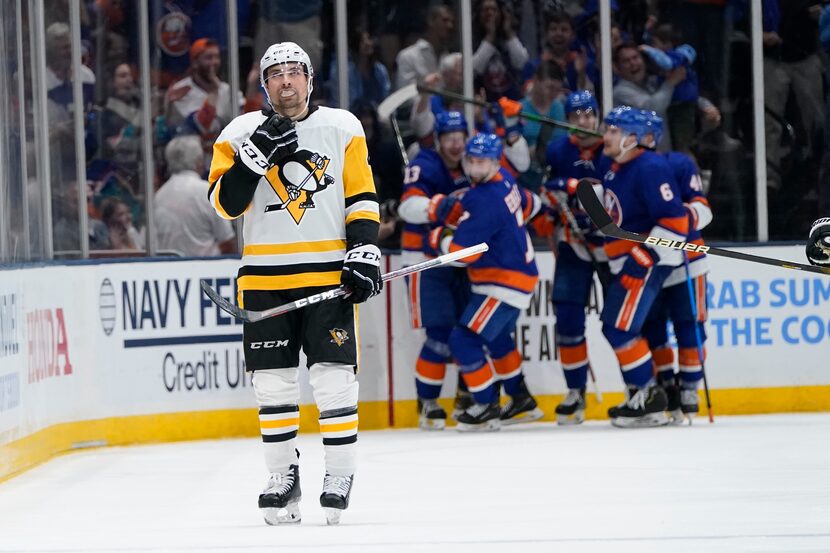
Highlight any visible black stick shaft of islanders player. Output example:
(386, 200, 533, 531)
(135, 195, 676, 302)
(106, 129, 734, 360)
(683, 253, 714, 424)
(200, 243, 489, 323)
(575, 180, 830, 276)
(417, 86, 656, 152)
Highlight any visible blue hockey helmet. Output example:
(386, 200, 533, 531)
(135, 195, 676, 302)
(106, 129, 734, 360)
(604, 106, 651, 141)
(434, 110, 468, 135)
(644, 110, 664, 145)
(565, 90, 599, 115)
(464, 133, 503, 160)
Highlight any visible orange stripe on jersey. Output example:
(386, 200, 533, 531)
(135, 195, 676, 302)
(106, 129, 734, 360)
(492, 349, 522, 376)
(657, 215, 690, 236)
(469, 297, 500, 333)
(559, 342, 588, 367)
(695, 275, 707, 321)
(616, 338, 651, 370)
(416, 358, 446, 381)
(208, 140, 236, 184)
(448, 241, 484, 263)
(615, 284, 646, 332)
(408, 272, 421, 328)
(467, 267, 538, 293)
(462, 362, 494, 391)
(689, 196, 710, 208)
(343, 135, 376, 198)
(402, 231, 424, 251)
(604, 239, 636, 259)
(687, 238, 707, 261)
(652, 345, 675, 371)
(401, 188, 428, 201)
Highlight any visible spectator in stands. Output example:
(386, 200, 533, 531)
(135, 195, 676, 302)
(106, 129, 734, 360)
(100, 196, 143, 251)
(255, 0, 323, 76)
(165, 39, 238, 150)
(328, 28, 391, 109)
(519, 61, 566, 191)
(155, 136, 236, 256)
(612, 42, 685, 149)
(763, 0, 825, 192)
(522, 12, 593, 94)
(410, 53, 465, 141)
(472, 0, 529, 101)
(100, 63, 142, 178)
(395, 4, 456, 89)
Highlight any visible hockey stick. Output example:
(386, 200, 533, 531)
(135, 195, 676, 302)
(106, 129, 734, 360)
(575, 179, 830, 276)
(200, 243, 489, 323)
(417, 86, 657, 152)
(683, 254, 714, 424)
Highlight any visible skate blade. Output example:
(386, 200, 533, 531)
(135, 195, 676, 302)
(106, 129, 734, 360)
(611, 412, 669, 428)
(262, 502, 301, 525)
(418, 417, 446, 431)
(668, 409, 685, 426)
(501, 407, 544, 426)
(323, 507, 343, 525)
(455, 419, 501, 432)
(556, 410, 585, 426)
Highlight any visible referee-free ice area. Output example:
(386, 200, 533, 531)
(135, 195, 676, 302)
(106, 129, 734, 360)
(1, 414, 829, 553)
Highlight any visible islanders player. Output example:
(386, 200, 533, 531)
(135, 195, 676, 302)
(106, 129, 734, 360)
(599, 107, 689, 428)
(397, 111, 471, 430)
(542, 90, 611, 424)
(640, 112, 711, 423)
(428, 133, 543, 431)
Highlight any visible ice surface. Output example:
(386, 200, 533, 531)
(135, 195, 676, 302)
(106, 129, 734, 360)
(1, 414, 830, 553)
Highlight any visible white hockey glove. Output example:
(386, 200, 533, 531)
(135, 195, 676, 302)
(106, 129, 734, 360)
(341, 243, 383, 303)
(237, 112, 298, 175)
(806, 217, 830, 267)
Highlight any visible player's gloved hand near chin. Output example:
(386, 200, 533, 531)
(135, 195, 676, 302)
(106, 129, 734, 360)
(341, 243, 383, 303)
(806, 218, 830, 267)
(427, 194, 464, 228)
(619, 245, 660, 290)
(237, 111, 298, 175)
(490, 97, 523, 143)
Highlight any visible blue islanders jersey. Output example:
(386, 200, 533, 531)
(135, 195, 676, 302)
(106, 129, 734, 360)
(602, 150, 689, 274)
(399, 148, 468, 263)
(544, 135, 611, 260)
(448, 169, 539, 309)
(662, 151, 711, 286)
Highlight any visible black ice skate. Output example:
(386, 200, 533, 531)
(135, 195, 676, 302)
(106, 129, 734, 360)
(418, 398, 447, 430)
(500, 381, 543, 425)
(455, 400, 501, 432)
(609, 384, 669, 428)
(555, 388, 586, 425)
(320, 473, 354, 525)
(452, 376, 474, 421)
(258, 464, 301, 524)
(660, 378, 683, 425)
(680, 388, 699, 423)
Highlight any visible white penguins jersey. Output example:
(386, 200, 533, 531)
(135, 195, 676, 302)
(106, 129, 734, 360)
(208, 106, 379, 302)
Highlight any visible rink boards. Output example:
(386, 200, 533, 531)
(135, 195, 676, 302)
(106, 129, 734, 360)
(2, 245, 829, 480)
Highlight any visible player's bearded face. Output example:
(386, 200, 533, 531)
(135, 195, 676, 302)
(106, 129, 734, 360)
(602, 126, 637, 158)
(265, 63, 309, 112)
(463, 156, 499, 183)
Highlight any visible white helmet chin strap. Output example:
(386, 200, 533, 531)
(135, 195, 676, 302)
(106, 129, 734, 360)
(614, 132, 638, 162)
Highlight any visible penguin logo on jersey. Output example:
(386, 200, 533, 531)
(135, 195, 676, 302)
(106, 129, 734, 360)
(604, 189, 623, 226)
(329, 328, 349, 347)
(264, 149, 335, 225)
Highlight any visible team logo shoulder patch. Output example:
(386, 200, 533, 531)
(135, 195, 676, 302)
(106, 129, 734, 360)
(264, 149, 335, 224)
(329, 328, 349, 346)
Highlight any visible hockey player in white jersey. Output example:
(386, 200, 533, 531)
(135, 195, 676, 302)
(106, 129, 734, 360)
(207, 42, 381, 526)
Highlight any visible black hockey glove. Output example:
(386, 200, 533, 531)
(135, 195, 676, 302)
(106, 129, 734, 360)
(341, 243, 383, 303)
(806, 217, 830, 267)
(237, 112, 298, 175)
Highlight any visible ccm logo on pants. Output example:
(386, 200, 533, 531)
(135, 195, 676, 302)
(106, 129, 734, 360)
(250, 340, 289, 349)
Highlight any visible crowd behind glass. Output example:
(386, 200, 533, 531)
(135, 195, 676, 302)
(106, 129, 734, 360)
(1, 0, 826, 263)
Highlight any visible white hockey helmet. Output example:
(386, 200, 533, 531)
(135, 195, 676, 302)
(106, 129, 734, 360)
(260, 42, 314, 107)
